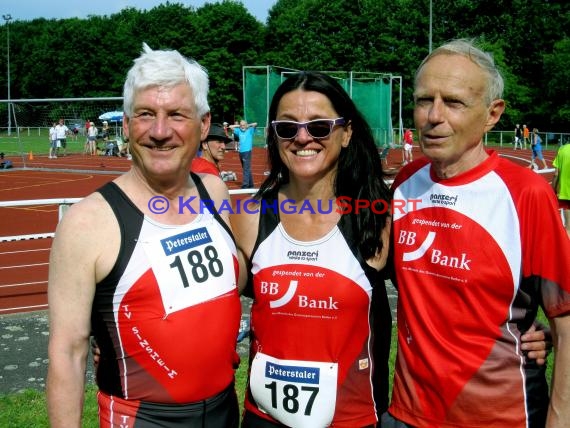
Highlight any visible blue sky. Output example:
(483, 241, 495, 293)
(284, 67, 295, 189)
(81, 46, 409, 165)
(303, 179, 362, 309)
(2, 0, 277, 23)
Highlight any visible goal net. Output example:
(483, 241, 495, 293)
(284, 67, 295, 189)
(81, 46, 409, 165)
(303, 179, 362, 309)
(0, 97, 123, 159)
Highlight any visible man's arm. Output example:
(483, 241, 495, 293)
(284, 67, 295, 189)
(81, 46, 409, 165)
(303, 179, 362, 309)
(365, 216, 391, 271)
(551, 168, 560, 194)
(230, 208, 259, 294)
(46, 196, 112, 427)
(546, 314, 570, 427)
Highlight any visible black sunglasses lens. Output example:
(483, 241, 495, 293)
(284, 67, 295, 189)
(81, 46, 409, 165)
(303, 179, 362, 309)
(275, 123, 298, 139)
(307, 121, 332, 138)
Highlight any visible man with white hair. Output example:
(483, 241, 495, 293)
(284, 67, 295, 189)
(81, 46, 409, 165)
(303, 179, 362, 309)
(47, 44, 241, 427)
(387, 38, 570, 428)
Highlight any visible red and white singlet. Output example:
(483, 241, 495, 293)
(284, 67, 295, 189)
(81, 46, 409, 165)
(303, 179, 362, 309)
(91, 179, 241, 425)
(243, 201, 391, 428)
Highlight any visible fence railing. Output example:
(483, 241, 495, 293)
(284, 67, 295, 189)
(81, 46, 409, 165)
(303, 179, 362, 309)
(0, 189, 259, 242)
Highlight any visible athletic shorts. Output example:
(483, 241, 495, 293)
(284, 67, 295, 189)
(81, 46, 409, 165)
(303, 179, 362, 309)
(380, 412, 414, 428)
(98, 383, 239, 428)
(59, 138, 67, 148)
(532, 145, 544, 159)
(559, 199, 570, 210)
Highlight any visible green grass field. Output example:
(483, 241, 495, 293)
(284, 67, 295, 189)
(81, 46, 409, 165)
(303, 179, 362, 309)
(1, 131, 91, 157)
(0, 357, 249, 428)
(0, 128, 270, 158)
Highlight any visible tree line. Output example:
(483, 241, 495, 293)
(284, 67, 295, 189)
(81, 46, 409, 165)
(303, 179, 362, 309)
(1, 0, 569, 131)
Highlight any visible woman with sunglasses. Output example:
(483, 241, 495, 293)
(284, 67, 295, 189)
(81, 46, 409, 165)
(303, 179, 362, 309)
(233, 71, 393, 427)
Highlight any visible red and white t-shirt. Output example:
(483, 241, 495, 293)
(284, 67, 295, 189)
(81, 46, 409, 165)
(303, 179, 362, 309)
(389, 150, 570, 427)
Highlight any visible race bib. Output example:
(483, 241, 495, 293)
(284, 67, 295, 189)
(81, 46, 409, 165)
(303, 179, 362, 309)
(141, 220, 236, 315)
(250, 351, 338, 427)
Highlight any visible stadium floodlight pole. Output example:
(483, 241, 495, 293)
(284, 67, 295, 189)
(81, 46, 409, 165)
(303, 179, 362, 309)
(429, 0, 432, 53)
(2, 14, 11, 136)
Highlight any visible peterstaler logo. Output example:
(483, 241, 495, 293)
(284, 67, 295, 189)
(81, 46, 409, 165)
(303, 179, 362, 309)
(286, 250, 319, 262)
(430, 193, 458, 206)
(160, 227, 212, 256)
(265, 362, 320, 383)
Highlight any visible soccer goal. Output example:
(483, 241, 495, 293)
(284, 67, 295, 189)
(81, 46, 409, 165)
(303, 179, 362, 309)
(0, 97, 123, 161)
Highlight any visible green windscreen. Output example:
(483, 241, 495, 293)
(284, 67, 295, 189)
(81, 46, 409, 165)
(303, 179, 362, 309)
(351, 78, 392, 147)
(244, 67, 395, 147)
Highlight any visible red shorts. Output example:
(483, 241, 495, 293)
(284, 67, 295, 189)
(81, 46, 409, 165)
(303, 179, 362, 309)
(559, 199, 570, 210)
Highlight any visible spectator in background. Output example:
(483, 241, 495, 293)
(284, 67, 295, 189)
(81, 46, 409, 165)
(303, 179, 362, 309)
(101, 121, 117, 156)
(87, 122, 98, 156)
(0, 152, 13, 169)
(553, 140, 570, 238)
(529, 127, 548, 170)
(403, 128, 414, 164)
(523, 124, 530, 149)
(232, 120, 240, 151)
(514, 123, 522, 150)
(49, 121, 58, 159)
(55, 118, 70, 157)
(101, 121, 110, 141)
(230, 119, 257, 188)
(190, 122, 236, 181)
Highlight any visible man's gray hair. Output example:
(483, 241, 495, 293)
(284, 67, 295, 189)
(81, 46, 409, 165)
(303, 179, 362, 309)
(415, 38, 504, 105)
(123, 43, 210, 118)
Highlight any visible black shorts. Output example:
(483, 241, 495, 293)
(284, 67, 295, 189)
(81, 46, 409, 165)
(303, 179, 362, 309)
(99, 383, 239, 427)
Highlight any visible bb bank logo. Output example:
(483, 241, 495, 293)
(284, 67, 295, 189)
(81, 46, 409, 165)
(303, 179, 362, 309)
(399, 230, 472, 270)
(260, 280, 339, 310)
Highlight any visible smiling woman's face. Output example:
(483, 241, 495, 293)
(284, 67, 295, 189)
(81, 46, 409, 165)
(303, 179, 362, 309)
(275, 89, 352, 183)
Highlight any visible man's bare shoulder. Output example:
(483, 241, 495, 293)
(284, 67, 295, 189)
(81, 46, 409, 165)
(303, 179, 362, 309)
(51, 189, 120, 281)
(54, 190, 115, 239)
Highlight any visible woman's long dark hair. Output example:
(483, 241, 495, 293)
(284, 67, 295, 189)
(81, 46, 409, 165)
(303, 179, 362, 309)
(256, 71, 391, 260)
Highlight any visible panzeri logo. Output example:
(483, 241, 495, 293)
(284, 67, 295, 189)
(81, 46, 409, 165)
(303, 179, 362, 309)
(429, 193, 458, 207)
(286, 250, 319, 262)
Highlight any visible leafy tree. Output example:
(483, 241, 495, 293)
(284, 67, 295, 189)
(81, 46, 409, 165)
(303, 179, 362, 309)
(2, 0, 570, 130)
(544, 38, 570, 126)
(192, 1, 265, 121)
